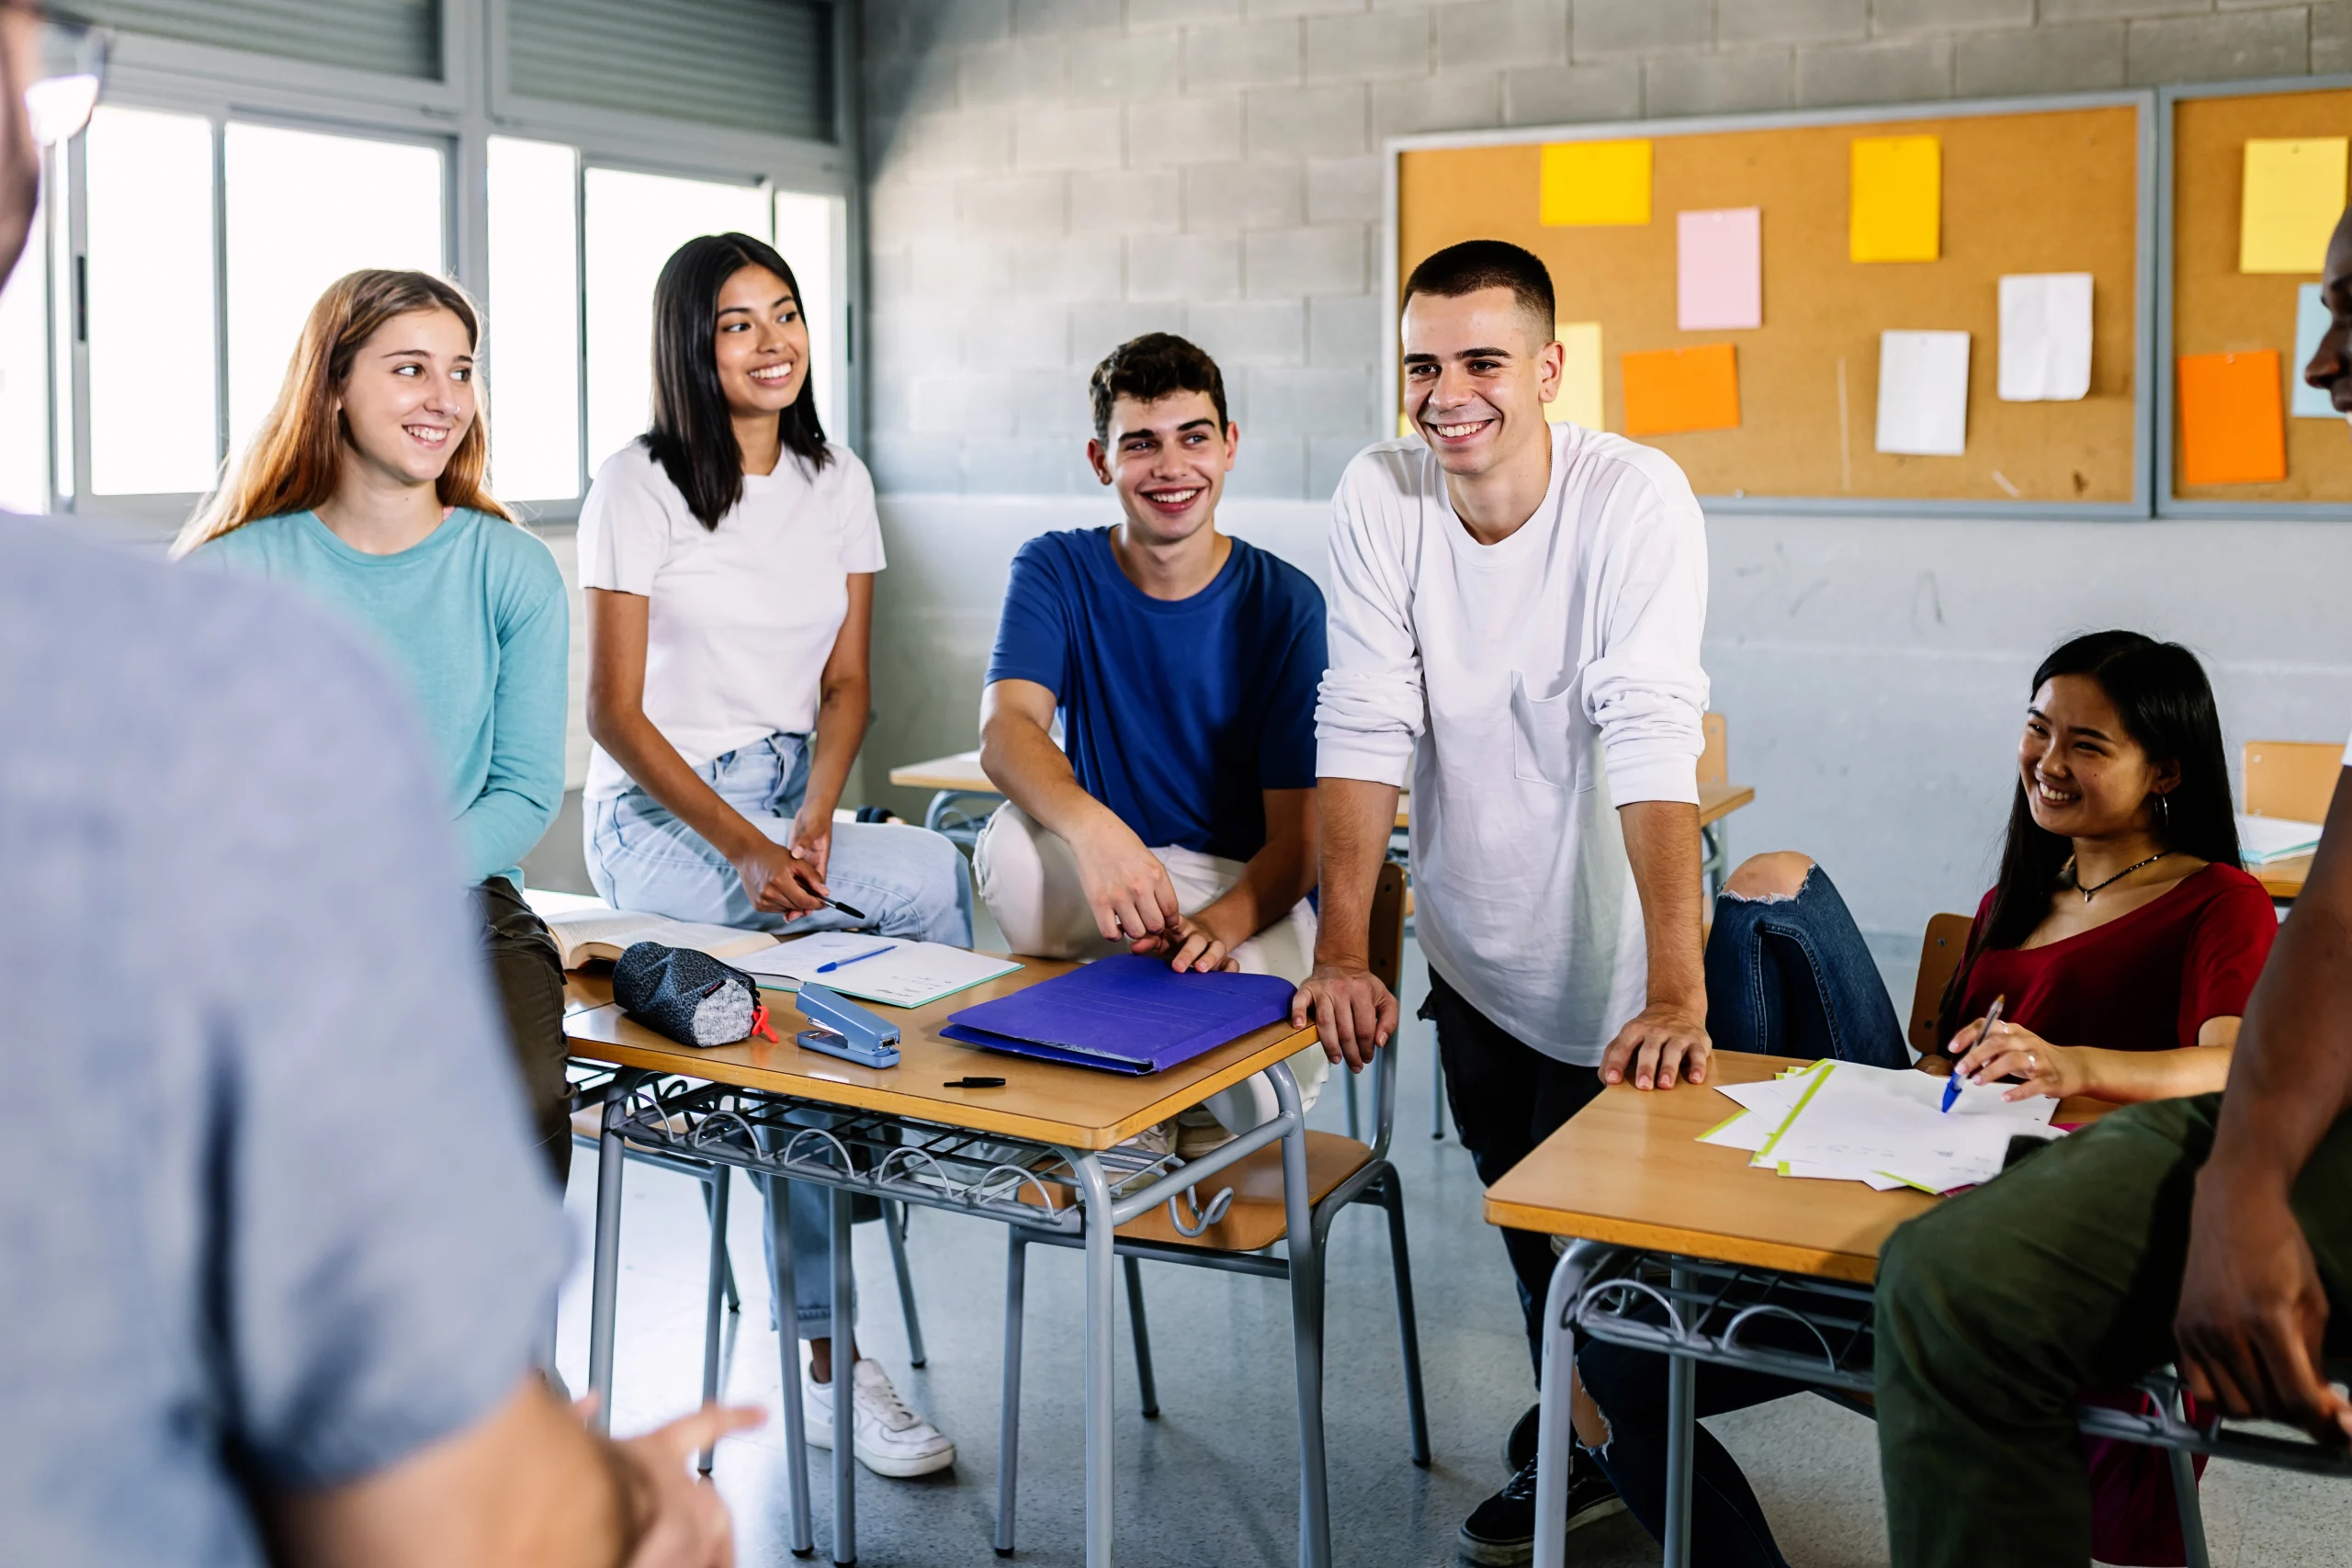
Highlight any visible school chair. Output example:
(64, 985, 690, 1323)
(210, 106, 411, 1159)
(2243, 739, 2343, 824)
(1904, 911, 1976, 1057)
(566, 1111, 928, 1472)
(991, 861, 1430, 1557)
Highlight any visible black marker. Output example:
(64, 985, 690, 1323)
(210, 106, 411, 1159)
(822, 896, 867, 919)
(944, 1077, 1007, 1089)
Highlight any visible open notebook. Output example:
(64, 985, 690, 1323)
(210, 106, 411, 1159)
(522, 888, 779, 971)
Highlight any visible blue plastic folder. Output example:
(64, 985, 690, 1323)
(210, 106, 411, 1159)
(940, 953, 1296, 1075)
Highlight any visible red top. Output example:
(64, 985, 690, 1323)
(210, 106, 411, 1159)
(1955, 862, 2278, 1051)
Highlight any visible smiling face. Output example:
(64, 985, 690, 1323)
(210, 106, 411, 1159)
(336, 306, 475, 486)
(1399, 286, 1562, 480)
(2018, 673, 2177, 840)
(712, 263, 808, 420)
(2302, 211, 2352, 416)
(1087, 389, 1236, 547)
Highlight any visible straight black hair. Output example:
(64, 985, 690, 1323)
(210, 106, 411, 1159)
(1935, 629, 2242, 1046)
(643, 231, 830, 529)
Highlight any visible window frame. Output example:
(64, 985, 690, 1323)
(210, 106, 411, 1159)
(32, 0, 859, 531)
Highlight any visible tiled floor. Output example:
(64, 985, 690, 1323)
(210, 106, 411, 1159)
(554, 935, 2352, 1567)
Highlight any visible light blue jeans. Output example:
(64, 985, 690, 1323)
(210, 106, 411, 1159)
(586, 731, 974, 1339)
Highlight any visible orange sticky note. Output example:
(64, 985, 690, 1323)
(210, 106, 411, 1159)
(2177, 350, 2285, 486)
(1622, 344, 1740, 436)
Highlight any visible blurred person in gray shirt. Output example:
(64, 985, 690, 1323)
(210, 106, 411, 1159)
(0, 6, 757, 1564)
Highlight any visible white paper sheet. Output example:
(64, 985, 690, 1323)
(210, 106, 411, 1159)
(1695, 1065, 1828, 1151)
(1757, 1062, 2057, 1193)
(732, 932, 1023, 1009)
(2238, 812, 2324, 864)
(1996, 274, 2092, 401)
(1875, 330, 1972, 456)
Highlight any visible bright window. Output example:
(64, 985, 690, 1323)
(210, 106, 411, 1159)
(582, 166, 768, 471)
(0, 186, 47, 512)
(772, 188, 843, 441)
(486, 136, 581, 501)
(222, 122, 445, 462)
(85, 106, 217, 496)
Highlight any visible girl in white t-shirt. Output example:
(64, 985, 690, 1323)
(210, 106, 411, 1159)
(580, 232, 967, 1480)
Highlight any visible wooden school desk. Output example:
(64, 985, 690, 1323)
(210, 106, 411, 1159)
(1486, 1053, 2120, 1568)
(563, 962, 1335, 1568)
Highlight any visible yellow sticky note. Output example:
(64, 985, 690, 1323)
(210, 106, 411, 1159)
(2241, 138, 2348, 274)
(1541, 141, 1651, 226)
(1850, 135, 1940, 263)
(1547, 321, 1604, 429)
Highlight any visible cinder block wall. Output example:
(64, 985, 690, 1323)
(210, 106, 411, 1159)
(858, 0, 2352, 501)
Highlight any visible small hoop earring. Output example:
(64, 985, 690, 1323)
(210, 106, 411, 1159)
(2156, 794, 2171, 829)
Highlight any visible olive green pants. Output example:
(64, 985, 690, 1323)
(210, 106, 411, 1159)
(1876, 1094, 2352, 1568)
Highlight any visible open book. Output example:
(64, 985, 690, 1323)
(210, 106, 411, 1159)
(523, 888, 779, 971)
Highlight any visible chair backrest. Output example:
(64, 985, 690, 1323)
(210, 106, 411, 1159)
(1699, 712, 1728, 787)
(1368, 861, 1408, 993)
(2244, 739, 2342, 824)
(1906, 912, 1976, 1056)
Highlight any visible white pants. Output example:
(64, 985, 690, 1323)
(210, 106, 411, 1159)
(973, 802, 1328, 1134)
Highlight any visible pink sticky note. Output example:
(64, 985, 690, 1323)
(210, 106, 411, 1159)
(1678, 208, 1761, 332)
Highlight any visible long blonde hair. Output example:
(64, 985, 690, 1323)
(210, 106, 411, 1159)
(174, 269, 513, 557)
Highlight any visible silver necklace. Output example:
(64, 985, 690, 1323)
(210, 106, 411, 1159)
(2066, 850, 2169, 903)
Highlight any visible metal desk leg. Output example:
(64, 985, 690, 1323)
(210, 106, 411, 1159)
(1069, 1152, 1119, 1568)
(767, 1178, 815, 1557)
(1662, 1266, 1697, 1568)
(586, 1094, 628, 1434)
(696, 1167, 731, 1475)
(1532, 1241, 1620, 1568)
(2165, 1382, 2212, 1568)
(831, 1186, 856, 1565)
(1272, 1063, 1331, 1568)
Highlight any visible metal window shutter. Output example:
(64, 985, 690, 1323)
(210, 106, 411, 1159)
(81, 0, 439, 79)
(508, 0, 833, 142)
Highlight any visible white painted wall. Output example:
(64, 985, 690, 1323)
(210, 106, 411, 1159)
(865, 493, 2352, 947)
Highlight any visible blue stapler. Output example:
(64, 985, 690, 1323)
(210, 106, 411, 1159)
(794, 982, 901, 1069)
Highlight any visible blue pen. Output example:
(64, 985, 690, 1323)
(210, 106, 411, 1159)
(1942, 994, 2005, 1114)
(816, 943, 895, 974)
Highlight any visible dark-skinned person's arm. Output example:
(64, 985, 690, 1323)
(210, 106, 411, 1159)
(1597, 800, 1711, 1090)
(1290, 776, 1402, 1069)
(2176, 766, 2352, 1441)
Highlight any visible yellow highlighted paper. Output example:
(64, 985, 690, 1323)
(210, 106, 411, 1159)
(1850, 135, 1940, 263)
(1541, 140, 1651, 226)
(2240, 138, 2348, 274)
(1547, 321, 1604, 429)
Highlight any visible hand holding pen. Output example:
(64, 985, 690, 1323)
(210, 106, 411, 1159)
(1941, 994, 2005, 1113)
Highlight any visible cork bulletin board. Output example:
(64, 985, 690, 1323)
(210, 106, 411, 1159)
(2163, 79, 2352, 515)
(1385, 96, 2154, 516)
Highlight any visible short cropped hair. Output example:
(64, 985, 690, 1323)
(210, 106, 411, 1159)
(1401, 240, 1555, 335)
(1089, 333, 1230, 444)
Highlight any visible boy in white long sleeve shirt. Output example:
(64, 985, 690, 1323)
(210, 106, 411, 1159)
(1292, 241, 1713, 1564)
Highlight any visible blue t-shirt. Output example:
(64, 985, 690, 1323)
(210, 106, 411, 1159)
(986, 529, 1327, 863)
(194, 509, 568, 890)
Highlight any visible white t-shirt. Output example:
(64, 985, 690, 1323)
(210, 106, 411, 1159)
(1315, 423, 1711, 1065)
(577, 441, 884, 801)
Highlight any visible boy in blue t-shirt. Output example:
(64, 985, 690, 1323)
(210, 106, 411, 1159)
(975, 333, 1329, 1142)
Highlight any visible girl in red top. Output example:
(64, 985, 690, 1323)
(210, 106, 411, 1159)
(1576, 632, 2276, 1568)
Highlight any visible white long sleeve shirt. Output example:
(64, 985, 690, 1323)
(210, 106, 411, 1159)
(1316, 423, 1711, 1064)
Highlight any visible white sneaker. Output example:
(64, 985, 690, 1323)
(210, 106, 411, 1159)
(800, 1357, 955, 1478)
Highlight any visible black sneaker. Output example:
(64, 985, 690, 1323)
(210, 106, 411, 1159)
(1457, 1452, 1626, 1564)
(1502, 1401, 1541, 1473)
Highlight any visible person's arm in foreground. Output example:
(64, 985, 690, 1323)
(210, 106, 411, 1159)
(275, 1382, 758, 1568)
(786, 574, 873, 882)
(1598, 801, 1711, 1090)
(2176, 768, 2352, 1439)
(1292, 775, 1402, 1068)
(978, 675, 1181, 944)
(584, 586, 825, 916)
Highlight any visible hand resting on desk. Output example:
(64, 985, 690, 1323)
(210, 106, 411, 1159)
(1292, 960, 1396, 1071)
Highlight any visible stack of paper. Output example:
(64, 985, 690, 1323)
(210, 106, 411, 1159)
(1698, 1061, 2059, 1194)
(733, 932, 1022, 1009)
(2239, 813, 2324, 865)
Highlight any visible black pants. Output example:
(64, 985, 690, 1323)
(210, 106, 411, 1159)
(1424, 968, 1607, 1375)
(474, 875, 571, 1188)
